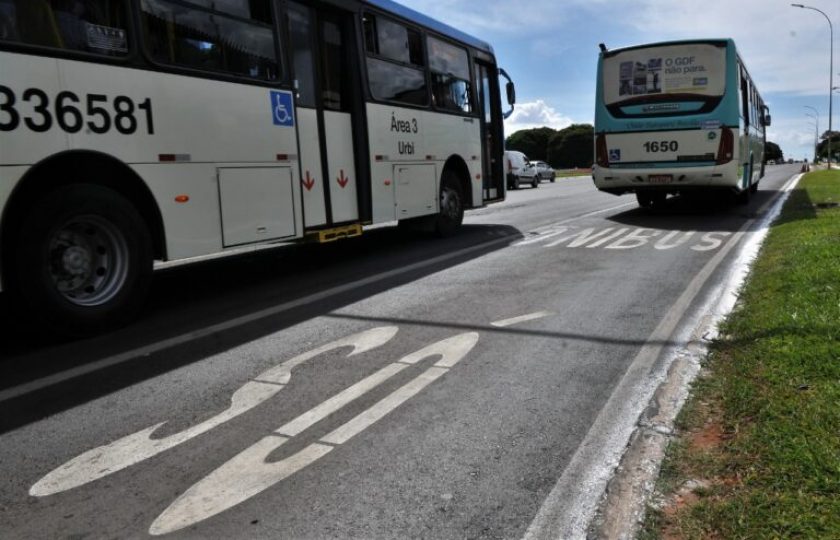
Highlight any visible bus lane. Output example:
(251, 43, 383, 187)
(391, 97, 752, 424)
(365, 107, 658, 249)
(0, 167, 799, 539)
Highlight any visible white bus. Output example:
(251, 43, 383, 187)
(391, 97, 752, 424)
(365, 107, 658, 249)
(593, 39, 770, 208)
(0, 0, 515, 335)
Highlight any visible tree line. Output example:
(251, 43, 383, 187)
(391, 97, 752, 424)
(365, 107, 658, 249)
(815, 131, 840, 161)
(505, 125, 594, 169)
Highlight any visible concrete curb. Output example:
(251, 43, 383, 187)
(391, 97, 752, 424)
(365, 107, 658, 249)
(586, 172, 804, 540)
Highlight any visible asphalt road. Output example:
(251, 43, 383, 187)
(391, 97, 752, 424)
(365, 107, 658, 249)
(0, 165, 800, 539)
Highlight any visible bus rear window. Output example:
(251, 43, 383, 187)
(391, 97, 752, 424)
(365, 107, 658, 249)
(0, 0, 130, 56)
(602, 43, 726, 105)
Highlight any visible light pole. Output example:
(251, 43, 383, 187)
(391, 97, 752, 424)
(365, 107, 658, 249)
(805, 105, 820, 162)
(792, 4, 833, 168)
(806, 114, 818, 162)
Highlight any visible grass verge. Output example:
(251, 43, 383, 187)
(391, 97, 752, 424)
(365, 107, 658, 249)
(554, 169, 592, 178)
(641, 170, 840, 539)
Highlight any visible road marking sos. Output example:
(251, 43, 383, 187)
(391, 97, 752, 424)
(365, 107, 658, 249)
(31, 313, 554, 535)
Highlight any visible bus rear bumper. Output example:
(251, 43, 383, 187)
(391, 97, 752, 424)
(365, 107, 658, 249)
(592, 162, 741, 194)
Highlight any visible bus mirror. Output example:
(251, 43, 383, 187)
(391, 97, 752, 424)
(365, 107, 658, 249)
(762, 106, 771, 126)
(499, 68, 515, 119)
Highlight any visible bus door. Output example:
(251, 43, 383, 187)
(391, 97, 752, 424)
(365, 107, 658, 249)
(286, 2, 362, 228)
(475, 60, 505, 202)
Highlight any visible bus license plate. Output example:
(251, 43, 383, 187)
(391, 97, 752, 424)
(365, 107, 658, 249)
(649, 175, 673, 184)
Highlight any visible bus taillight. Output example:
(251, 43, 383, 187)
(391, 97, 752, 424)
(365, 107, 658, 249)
(596, 133, 609, 168)
(716, 127, 734, 164)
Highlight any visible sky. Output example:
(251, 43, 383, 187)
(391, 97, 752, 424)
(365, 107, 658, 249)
(401, 0, 840, 161)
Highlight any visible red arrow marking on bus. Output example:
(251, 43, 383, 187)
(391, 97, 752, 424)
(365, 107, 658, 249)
(337, 170, 350, 188)
(302, 171, 315, 191)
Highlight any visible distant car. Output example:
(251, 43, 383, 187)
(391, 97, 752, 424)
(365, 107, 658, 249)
(767, 160, 775, 165)
(504, 150, 539, 189)
(532, 161, 556, 182)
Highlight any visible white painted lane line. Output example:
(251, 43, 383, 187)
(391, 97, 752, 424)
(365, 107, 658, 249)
(30, 327, 398, 497)
(149, 332, 480, 535)
(491, 311, 554, 328)
(523, 173, 804, 540)
(275, 363, 408, 438)
(149, 438, 332, 536)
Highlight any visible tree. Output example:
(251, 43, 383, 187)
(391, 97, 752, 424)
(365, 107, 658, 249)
(816, 131, 840, 160)
(546, 124, 594, 168)
(505, 127, 556, 161)
(764, 141, 783, 162)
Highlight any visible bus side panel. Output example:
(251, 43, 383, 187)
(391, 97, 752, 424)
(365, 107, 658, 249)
(132, 163, 224, 260)
(297, 107, 328, 228)
(323, 110, 359, 223)
(57, 58, 299, 165)
(366, 103, 482, 224)
(0, 54, 67, 165)
(2, 53, 306, 261)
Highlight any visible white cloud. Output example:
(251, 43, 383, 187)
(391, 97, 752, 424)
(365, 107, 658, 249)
(504, 100, 574, 134)
(613, 0, 838, 96)
(768, 118, 820, 159)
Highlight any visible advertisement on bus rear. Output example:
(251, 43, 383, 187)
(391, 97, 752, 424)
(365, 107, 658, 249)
(603, 43, 726, 105)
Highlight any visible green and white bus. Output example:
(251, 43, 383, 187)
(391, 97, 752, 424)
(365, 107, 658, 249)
(593, 39, 770, 208)
(0, 0, 515, 335)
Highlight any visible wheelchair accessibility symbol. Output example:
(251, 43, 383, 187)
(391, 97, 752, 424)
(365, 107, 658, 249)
(270, 91, 295, 127)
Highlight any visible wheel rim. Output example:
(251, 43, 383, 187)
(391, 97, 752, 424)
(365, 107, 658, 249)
(47, 215, 130, 306)
(440, 185, 461, 222)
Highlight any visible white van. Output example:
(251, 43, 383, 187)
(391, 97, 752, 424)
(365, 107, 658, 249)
(504, 150, 539, 189)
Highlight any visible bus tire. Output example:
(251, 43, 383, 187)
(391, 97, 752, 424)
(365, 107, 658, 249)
(637, 190, 665, 209)
(435, 171, 464, 237)
(636, 191, 653, 208)
(737, 160, 753, 205)
(14, 184, 153, 336)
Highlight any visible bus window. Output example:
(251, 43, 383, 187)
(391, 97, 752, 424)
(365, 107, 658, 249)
(428, 36, 472, 113)
(140, 0, 280, 81)
(287, 3, 316, 107)
(0, 0, 130, 56)
(320, 18, 345, 111)
(740, 68, 749, 126)
(368, 14, 423, 66)
(363, 13, 427, 106)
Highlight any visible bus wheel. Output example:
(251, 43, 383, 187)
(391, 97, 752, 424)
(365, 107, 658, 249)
(435, 171, 464, 237)
(15, 184, 153, 336)
(636, 190, 665, 209)
(737, 160, 753, 205)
